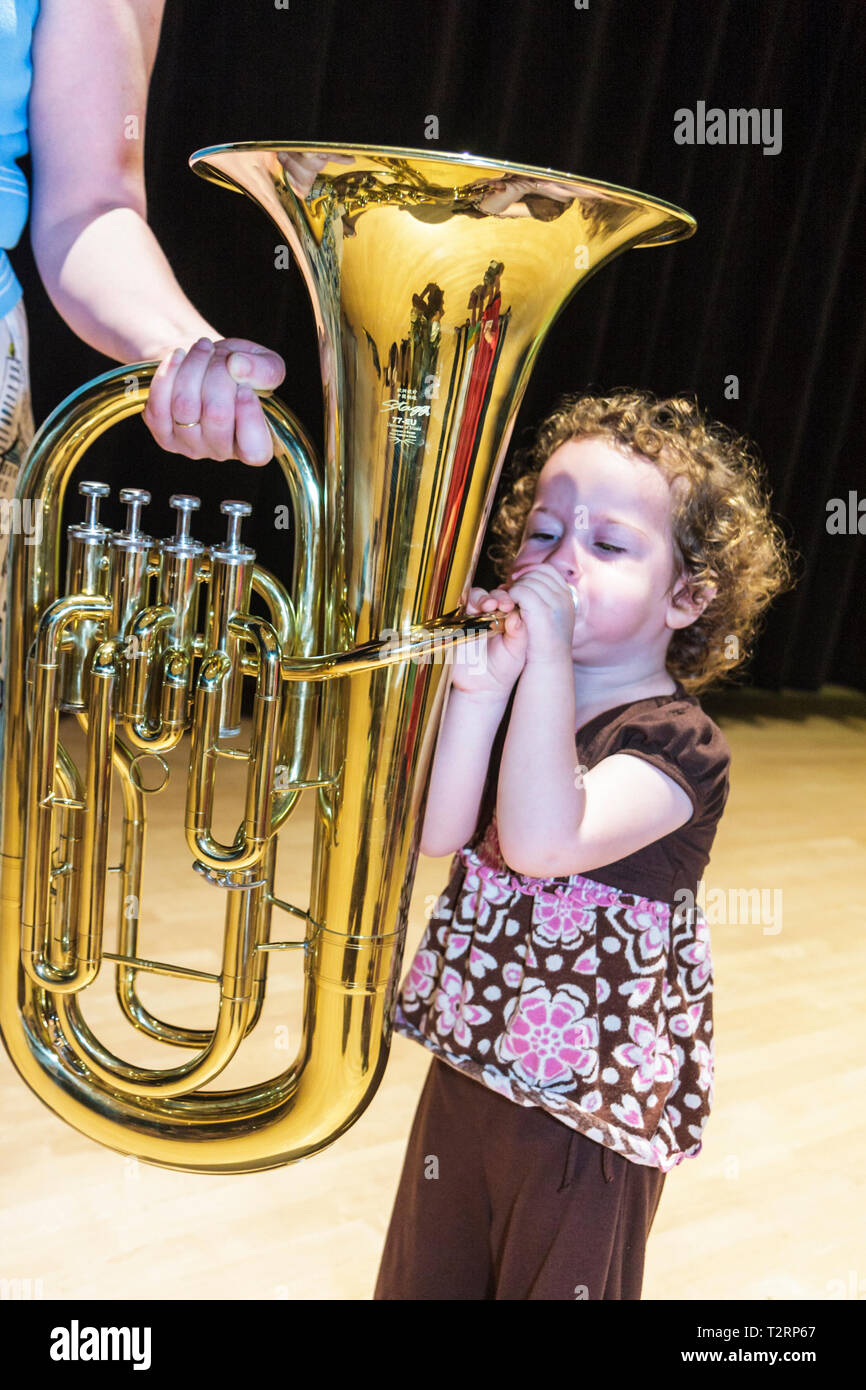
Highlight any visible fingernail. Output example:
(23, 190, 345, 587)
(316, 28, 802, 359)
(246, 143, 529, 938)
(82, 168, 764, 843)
(171, 348, 186, 364)
(194, 337, 214, 351)
(229, 352, 252, 379)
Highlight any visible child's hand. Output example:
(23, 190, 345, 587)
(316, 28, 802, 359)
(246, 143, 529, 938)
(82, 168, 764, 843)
(504, 563, 577, 666)
(451, 586, 527, 697)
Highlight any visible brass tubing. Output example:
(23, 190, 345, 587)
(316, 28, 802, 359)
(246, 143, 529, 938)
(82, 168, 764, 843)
(239, 617, 281, 847)
(110, 729, 213, 1050)
(112, 730, 271, 1049)
(50, 743, 84, 973)
(186, 650, 234, 858)
(159, 646, 194, 735)
(251, 565, 318, 835)
(186, 617, 281, 870)
(120, 604, 176, 740)
(76, 639, 120, 981)
(240, 608, 509, 683)
(251, 565, 294, 653)
(21, 595, 112, 990)
(50, 791, 268, 1098)
(54, 984, 254, 1098)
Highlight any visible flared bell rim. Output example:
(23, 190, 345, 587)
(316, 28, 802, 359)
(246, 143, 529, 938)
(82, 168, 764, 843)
(188, 139, 697, 246)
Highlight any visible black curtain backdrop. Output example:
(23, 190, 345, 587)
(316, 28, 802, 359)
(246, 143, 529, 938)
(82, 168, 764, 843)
(8, 0, 865, 693)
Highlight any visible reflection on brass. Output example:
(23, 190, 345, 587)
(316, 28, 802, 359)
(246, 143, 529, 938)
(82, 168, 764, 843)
(0, 143, 695, 1173)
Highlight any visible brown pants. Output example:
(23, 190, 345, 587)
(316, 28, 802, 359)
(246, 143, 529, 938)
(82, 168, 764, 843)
(374, 1056, 666, 1300)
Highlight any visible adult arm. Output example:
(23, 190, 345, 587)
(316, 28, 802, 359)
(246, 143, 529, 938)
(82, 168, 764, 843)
(27, 0, 283, 465)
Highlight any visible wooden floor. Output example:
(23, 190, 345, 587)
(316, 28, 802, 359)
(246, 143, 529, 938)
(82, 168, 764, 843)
(1, 683, 864, 1301)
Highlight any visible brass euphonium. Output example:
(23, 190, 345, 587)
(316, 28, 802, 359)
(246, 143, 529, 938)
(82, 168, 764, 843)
(0, 144, 695, 1172)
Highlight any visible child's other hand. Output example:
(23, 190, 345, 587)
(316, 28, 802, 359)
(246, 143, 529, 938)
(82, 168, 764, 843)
(504, 562, 577, 666)
(451, 586, 527, 697)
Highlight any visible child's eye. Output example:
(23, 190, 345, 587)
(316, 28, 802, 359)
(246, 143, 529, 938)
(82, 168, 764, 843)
(528, 531, 556, 541)
(595, 542, 625, 554)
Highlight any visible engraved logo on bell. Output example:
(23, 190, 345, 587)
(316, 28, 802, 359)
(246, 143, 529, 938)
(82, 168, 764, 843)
(380, 386, 431, 445)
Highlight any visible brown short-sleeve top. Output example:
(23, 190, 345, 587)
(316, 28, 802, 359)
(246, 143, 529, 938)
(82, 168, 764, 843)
(392, 679, 733, 1171)
(470, 677, 732, 908)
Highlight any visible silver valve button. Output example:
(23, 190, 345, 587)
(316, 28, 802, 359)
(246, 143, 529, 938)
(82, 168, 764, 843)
(220, 500, 252, 554)
(118, 488, 151, 539)
(77, 480, 110, 530)
(169, 494, 201, 547)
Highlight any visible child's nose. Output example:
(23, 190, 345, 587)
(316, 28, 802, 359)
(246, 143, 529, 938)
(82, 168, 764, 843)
(550, 533, 581, 581)
(510, 533, 582, 585)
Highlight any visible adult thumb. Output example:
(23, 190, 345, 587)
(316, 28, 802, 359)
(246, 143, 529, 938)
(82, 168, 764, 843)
(227, 349, 285, 391)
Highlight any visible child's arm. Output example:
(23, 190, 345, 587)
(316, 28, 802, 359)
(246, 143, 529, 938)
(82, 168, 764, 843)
(420, 577, 526, 858)
(495, 652, 584, 873)
(419, 684, 511, 858)
(496, 653, 693, 878)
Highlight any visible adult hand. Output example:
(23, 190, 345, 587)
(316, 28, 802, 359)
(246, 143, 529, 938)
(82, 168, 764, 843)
(142, 337, 286, 466)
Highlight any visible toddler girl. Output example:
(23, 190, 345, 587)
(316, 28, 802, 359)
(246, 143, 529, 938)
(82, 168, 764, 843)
(374, 388, 795, 1300)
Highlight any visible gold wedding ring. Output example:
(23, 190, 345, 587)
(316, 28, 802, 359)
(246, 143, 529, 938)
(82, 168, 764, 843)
(173, 419, 201, 428)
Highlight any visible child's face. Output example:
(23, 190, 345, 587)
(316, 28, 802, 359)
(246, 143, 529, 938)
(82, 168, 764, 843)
(507, 437, 690, 666)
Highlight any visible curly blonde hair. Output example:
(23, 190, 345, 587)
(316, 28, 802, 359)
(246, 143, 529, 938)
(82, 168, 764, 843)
(486, 389, 798, 695)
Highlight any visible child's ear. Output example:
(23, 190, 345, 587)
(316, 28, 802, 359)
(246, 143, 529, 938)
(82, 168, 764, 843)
(668, 575, 718, 627)
(684, 579, 718, 609)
